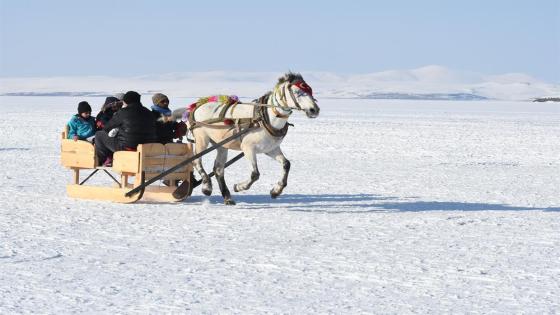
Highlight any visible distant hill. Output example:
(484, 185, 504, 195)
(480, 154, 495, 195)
(1, 66, 559, 101)
(346, 92, 487, 101)
(2, 92, 109, 97)
(533, 97, 560, 102)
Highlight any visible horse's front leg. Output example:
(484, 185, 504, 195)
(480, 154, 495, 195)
(265, 147, 290, 198)
(214, 147, 235, 205)
(233, 147, 259, 192)
(193, 136, 212, 196)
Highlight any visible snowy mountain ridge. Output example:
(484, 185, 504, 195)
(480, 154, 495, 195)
(1, 66, 558, 101)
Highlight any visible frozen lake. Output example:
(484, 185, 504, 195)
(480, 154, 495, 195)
(0, 97, 559, 313)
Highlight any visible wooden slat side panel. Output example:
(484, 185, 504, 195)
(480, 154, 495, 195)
(61, 152, 96, 169)
(144, 172, 189, 181)
(138, 143, 166, 157)
(162, 143, 192, 179)
(113, 151, 140, 173)
(142, 156, 165, 174)
(165, 143, 192, 156)
(162, 156, 189, 166)
(143, 157, 166, 167)
(61, 139, 95, 154)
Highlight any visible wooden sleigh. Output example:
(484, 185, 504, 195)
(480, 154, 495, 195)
(60, 127, 194, 203)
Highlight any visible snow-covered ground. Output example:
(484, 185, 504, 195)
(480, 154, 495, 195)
(0, 96, 559, 313)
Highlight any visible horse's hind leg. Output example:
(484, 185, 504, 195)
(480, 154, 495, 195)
(214, 147, 235, 205)
(193, 134, 212, 196)
(266, 147, 290, 199)
(233, 147, 259, 192)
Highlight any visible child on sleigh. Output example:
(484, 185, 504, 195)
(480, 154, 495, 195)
(67, 101, 96, 142)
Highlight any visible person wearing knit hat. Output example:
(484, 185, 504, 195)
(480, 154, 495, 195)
(150, 93, 186, 144)
(67, 101, 96, 142)
(152, 93, 169, 107)
(78, 101, 92, 114)
(95, 96, 122, 130)
(94, 90, 157, 166)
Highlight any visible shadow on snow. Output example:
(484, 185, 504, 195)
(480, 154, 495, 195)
(185, 193, 560, 213)
(0, 147, 30, 152)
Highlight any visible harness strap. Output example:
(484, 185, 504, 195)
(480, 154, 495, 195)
(188, 97, 233, 130)
(217, 102, 234, 120)
(260, 105, 289, 138)
(273, 85, 289, 108)
(271, 104, 290, 118)
(287, 83, 303, 110)
(188, 92, 289, 138)
(230, 101, 240, 116)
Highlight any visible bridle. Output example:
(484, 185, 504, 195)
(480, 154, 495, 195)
(270, 80, 315, 118)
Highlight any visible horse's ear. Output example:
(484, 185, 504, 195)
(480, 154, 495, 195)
(277, 73, 289, 84)
(287, 72, 303, 83)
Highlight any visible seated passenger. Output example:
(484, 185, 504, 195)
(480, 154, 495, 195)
(95, 96, 122, 130)
(150, 93, 186, 144)
(94, 91, 157, 166)
(67, 101, 96, 142)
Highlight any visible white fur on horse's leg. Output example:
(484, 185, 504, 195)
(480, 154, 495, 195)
(233, 148, 259, 192)
(194, 159, 212, 196)
(193, 135, 212, 196)
(214, 148, 235, 205)
(266, 147, 290, 198)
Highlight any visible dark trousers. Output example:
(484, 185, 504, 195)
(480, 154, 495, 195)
(95, 131, 118, 165)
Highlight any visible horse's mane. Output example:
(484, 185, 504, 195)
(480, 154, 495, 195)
(277, 72, 303, 84)
(254, 72, 303, 102)
(253, 91, 272, 103)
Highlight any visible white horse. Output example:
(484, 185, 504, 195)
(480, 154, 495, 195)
(177, 72, 320, 205)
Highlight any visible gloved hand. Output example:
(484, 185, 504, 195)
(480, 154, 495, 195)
(175, 121, 188, 138)
(108, 128, 119, 137)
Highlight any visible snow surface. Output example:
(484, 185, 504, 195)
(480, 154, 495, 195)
(1, 96, 559, 313)
(1, 66, 559, 101)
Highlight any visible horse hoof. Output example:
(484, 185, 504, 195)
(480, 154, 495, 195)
(224, 199, 236, 205)
(270, 186, 283, 199)
(202, 189, 212, 196)
(233, 184, 239, 192)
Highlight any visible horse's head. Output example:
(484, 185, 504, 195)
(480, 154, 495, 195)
(277, 73, 320, 118)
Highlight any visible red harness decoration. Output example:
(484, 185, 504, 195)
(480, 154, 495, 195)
(187, 102, 198, 112)
(293, 81, 313, 96)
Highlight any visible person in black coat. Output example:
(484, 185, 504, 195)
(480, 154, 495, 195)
(95, 96, 122, 130)
(150, 93, 187, 144)
(94, 91, 157, 166)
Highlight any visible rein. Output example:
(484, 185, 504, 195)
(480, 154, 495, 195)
(237, 101, 303, 111)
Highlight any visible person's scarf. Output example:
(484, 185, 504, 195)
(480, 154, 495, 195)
(151, 105, 172, 116)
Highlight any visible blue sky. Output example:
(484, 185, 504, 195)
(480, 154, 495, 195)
(1, 0, 559, 82)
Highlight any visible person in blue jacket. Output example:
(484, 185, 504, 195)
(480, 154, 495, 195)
(67, 101, 96, 142)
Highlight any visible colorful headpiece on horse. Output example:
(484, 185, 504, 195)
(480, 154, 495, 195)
(292, 80, 313, 96)
(278, 72, 313, 96)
